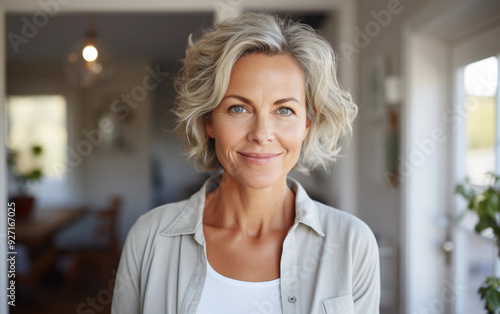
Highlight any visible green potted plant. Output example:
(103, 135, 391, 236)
(456, 172, 500, 313)
(7, 145, 44, 218)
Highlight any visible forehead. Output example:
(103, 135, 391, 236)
(227, 53, 306, 96)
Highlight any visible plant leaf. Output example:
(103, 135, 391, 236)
(475, 217, 491, 233)
(479, 277, 500, 312)
(484, 288, 500, 311)
(31, 145, 43, 156)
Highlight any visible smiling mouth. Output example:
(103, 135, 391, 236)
(237, 152, 281, 165)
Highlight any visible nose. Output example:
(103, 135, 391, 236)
(247, 114, 274, 144)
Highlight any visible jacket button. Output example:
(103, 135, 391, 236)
(288, 295, 297, 303)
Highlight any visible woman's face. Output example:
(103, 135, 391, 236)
(206, 53, 310, 189)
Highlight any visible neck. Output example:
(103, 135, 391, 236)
(204, 171, 295, 237)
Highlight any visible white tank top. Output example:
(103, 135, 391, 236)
(196, 260, 283, 314)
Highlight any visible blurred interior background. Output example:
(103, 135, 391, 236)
(1, 0, 500, 313)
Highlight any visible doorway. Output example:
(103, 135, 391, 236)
(452, 25, 500, 314)
(403, 0, 500, 313)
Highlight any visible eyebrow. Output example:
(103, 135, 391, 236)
(223, 94, 302, 105)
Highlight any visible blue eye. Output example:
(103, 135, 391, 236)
(277, 107, 293, 115)
(230, 105, 246, 113)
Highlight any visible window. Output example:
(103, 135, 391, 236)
(463, 57, 498, 186)
(456, 55, 499, 313)
(6, 95, 68, 192)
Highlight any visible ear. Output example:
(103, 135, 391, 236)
(304, 118, 311, 139)
(205, 117, 215, 139)
(303, 105, 315, 138)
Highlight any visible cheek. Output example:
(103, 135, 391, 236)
(278, 124, 308, 151)
(213, 120, 243, 149)
(281, 118, 309, 138)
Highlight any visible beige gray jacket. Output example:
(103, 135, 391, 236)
(111, 174, 380, 313)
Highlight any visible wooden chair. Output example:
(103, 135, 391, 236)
(61, 195, 122, 291)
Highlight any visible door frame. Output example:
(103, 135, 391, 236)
(402, 1, 500, 313)
(451, 24, 500, 313)
(402, 17, 452, 314)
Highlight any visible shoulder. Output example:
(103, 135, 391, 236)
(317, 202, 374, 237)
(125, 175, 215, 244)
(136, 200, 189, 229)
(125, 199, 192, 244)
(290, 176, 377, 251)
(313, 201, 378, 256)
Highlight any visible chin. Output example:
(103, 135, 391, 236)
(227, 168, 287, 190)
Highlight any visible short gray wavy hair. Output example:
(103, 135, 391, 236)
(174, 12, 357, 173)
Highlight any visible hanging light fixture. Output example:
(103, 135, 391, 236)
(64, 15, 115, 88)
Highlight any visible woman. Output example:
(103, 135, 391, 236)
(112, 13, 380, 314)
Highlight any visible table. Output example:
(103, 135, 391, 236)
(16, 207, 87, 248)
(14, 207, 88, 291)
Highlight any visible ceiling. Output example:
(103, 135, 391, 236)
(409, 0, 500, 45)
(6, 12, 327, 63)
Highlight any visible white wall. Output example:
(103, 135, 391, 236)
(358, 0, 427, 244)
(81, 59, 153, 244)
(358, 0, 432, 312)
(328, 0, 360, 214)
(404, 32, 449, 313)
(150, 62, 207, 207)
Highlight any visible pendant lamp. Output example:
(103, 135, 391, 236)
(64, 16, 115, 88)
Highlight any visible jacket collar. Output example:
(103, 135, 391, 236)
(159, 173, 325, 244)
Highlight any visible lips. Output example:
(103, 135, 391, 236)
(238, 152, 281, 165)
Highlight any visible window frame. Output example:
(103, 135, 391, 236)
(452, 28, 500, 312)
(6, 64, 85, 208)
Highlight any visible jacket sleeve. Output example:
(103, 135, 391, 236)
(352, 228, 381, 313)
(111, 221, 145, 314)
